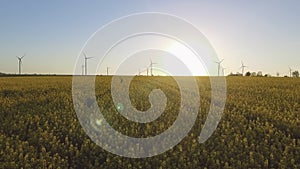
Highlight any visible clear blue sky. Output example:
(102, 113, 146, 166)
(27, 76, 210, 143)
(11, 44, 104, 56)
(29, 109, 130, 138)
(0, 0, 299, 75)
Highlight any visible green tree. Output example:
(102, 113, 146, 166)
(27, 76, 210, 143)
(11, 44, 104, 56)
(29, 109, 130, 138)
(292, 70, 299, 77)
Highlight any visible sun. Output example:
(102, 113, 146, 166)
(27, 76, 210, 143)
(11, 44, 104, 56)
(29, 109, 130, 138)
(165, 41, 208, 76)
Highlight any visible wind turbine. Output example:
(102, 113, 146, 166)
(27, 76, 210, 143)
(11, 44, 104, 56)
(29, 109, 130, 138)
(81, 64, 85, 75)
(289, 67, 293, 77)
(149, 59, 157, 76)
(214, 59, 224, 76)
(146, 67, 149, 76)
(106, 67, 110, 76)
(240, 61, 247, 76)
(83, 52, 93, 75)
(222, 67, 227, 76)
(16, 54, 25, 75)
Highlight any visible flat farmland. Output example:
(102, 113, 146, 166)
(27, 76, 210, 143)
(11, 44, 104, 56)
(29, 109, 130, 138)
(0, 76, 299, 168)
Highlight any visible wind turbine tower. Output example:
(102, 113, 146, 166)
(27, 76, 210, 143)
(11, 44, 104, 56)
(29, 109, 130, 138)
(215, 59, 224, 76)
(222, 67, 226, 76)
(16, 54, 25, 75)
(149, 59, 157, 76)
(83, 52, 93, 75)
(146, 67, 149, 76)
(107, 67, 110, 76)
(289, 67, 292, 77)
(82, 64, 85, 75)
(240, 61, 247, 76)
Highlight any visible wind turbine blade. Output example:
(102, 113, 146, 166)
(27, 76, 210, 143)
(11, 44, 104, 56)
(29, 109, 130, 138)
(220, 59, 224, 63)
(150, 58, 153, 65)
(241, 61, 245, 67)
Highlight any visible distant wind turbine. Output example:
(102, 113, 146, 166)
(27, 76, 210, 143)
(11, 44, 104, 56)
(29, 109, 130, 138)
(106, 67, 110, 76)
(222, 67, 226, 76)
(146, 67, 149, 76)
(289, 67, 292, 77)
(149, 59, 157, 76)
(16, 54, 25, 75)
(215, 59, 224, 76)
(83, 52, 93, 75)
(240, 61, 247, 76)
(81, 64, 85, 75)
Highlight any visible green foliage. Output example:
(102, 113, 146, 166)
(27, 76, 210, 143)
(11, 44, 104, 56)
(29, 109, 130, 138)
(292, 70, 299, 77)
(0, 76, 299, 168)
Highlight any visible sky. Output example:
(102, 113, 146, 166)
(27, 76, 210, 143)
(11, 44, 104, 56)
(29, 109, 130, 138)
(0, 0, 299, 76)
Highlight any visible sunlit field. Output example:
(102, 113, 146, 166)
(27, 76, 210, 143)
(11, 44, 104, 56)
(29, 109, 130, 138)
(0, 76, 299, 168)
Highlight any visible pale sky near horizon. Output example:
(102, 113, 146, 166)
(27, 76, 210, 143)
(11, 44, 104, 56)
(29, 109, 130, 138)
(0, 0, 299, 76)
